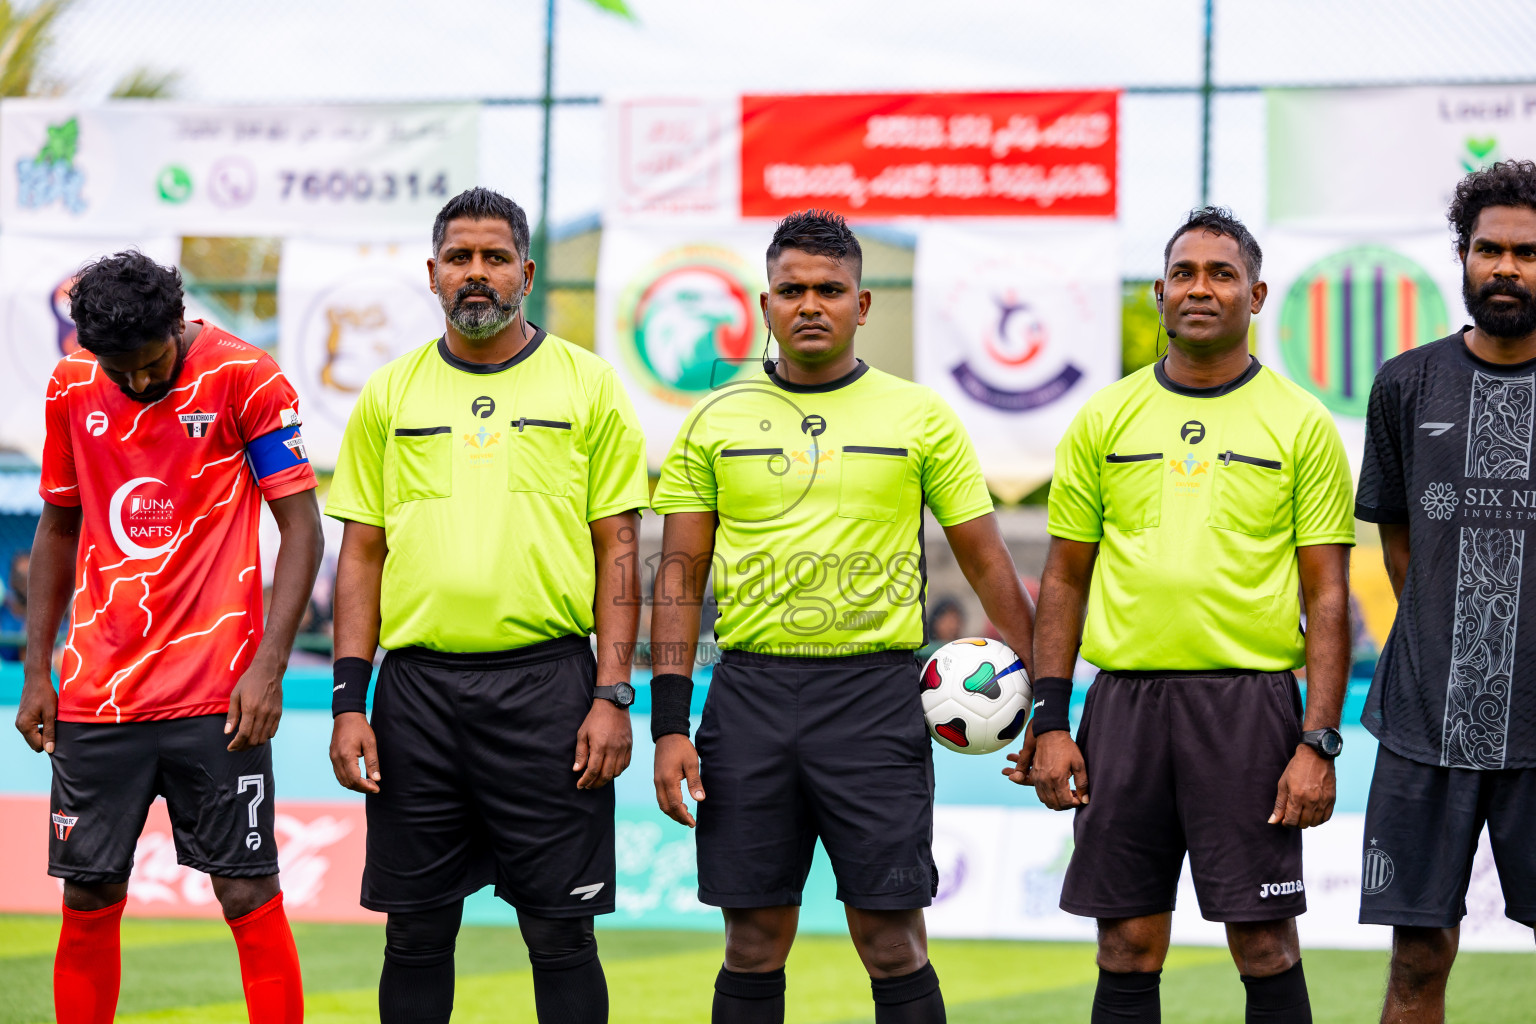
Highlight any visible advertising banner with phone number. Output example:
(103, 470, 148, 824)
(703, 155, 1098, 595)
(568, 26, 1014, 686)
(0, 100, 478, 237)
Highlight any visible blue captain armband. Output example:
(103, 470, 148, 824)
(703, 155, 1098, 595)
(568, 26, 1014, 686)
(247, 425, 310, 479)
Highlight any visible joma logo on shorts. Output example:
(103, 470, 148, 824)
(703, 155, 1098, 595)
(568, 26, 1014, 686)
(1259, 879, 1304, 898)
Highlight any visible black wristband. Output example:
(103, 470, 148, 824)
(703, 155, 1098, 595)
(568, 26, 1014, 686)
(649, 673, 694, 741)
(1029, 676, 1073, 736)
(332, 657, 373, 718)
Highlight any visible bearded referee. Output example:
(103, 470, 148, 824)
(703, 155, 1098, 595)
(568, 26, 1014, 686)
(1356, 161, 1536, 1024)
(1012, 208, 1355, 1024)
(325, 188, 649, 1024)
(649, 210, 1036, 1024)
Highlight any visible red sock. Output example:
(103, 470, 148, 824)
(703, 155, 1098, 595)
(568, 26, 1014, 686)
(54, 897, 125, 1024)
(227, 892, 305, 1023)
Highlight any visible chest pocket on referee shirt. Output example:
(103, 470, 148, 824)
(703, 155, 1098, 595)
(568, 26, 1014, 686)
(1209, 450, 1285, 537)
(717, 448, 786, 522)
(1102, 452, 1162, 532)
(508, 417, 577, 498)
(838, 446, 909, 522)
(392, 427, 453, 502)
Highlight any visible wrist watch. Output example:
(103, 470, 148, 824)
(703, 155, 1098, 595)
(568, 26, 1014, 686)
(594, 683, 636, 710)
(1300, 727, 1343, 759)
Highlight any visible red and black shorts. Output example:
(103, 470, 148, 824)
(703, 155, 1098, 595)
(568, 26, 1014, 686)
(1060, 669, 1307, 923)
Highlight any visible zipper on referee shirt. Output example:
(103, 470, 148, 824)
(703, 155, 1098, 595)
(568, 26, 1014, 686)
(394, 426, 451, 436)
(513, 418, 572, 432)
(1105, 452, 1162, 463)
(721, 447, 784, 457)
(844, 445, 909, 457)
(1218, 451, 1281, 470)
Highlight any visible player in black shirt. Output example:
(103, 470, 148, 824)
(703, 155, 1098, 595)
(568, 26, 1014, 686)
(1356, 160, 1536, 1023)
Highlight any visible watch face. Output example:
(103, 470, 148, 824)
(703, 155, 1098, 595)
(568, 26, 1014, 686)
(614, 682, 636, 707)
(1320, 729, 1343, 757)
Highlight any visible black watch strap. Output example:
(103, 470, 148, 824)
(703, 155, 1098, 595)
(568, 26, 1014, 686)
(594, 683, 635, 709)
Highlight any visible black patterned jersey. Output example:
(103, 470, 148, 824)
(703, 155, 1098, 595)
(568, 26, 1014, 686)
(1357, 328, 1536, 769)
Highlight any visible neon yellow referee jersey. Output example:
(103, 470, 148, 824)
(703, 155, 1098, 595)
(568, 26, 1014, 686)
(651, 361, 994, 655)
(326, 330, 649, 652)
(1048, 358, 1355, 672)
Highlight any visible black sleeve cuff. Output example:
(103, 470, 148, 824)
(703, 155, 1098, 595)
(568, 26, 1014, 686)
(1355, 502, 1409, 524)
(332, 657, 373, 717)
(1029, 676, 1073, 736)
(649, 673, 694, 741)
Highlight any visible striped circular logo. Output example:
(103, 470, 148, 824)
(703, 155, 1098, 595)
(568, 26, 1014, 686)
(1362, 847, 1396, 895)
(1279, 246, 1449, 417)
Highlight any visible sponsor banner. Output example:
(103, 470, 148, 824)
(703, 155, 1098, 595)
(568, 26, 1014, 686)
(277, 237, 445, 468)
(605, 95, 741, 224)
(0, 100, 477, 236)
(923, 807, 1531, 951)
(596, 223, 771, 469)
(742, 91, 1118, 219)
(1256, 229, 1467, 474)
(914, 222, 1120, 501)
(1268, 86, 1536, 231)
(0, 794, 377, 923)
(0, 232, 180, 462)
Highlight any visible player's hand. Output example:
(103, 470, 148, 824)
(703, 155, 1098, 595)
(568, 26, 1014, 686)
(1003, 716, 1039, 785)
(15, 673, 58, 754)
(1020, 723, 1089, 810)
(574, 699, 632, 790)
(653, 733, 704, 828)
(329, 712, 381, 794)
(226, 653, 284, 751)
(1269, 744, 1335, 829)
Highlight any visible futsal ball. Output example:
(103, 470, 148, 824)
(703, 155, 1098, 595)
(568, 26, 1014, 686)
(920, 638, 1031, 755)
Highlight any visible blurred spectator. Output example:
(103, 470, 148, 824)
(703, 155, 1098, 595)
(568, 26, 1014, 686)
(0, 549, 30, 661)
(928, 596, 966, 644)
(918, 595, 967, 662)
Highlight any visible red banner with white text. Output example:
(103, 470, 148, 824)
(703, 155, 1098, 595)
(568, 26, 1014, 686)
(741, 91, 1118, 219)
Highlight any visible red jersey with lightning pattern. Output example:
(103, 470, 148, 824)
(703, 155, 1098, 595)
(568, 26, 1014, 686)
(39, 322, 316, 723)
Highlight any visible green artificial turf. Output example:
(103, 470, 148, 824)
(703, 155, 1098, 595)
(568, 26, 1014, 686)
(1, 915, 1531, 1023)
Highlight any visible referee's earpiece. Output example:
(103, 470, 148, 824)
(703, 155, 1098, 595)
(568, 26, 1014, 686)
(761, 324, 775, 376)
(1155, 288, 1177, 341)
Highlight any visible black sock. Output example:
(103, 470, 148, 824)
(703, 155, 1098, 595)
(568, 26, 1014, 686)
(1241, 960, 1311, 1024)
(520, 913, 608, 1024)
(870, 962, 945, 1024)
(712, 966, 785, 1024)
(379, 903, 462, 1024)
(1091, 968, 1161, 1023)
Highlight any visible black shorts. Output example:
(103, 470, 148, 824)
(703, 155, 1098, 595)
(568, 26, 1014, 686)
(695, 648, 935, 911)
(1359, 744, 1536, 928)
(362, 636, 615, 917)
(1060, 670, 1307, 923)
(48, 714, 278, 884)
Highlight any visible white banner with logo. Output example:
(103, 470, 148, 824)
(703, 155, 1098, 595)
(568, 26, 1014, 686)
(604, 95, 741, 225)
(925, 805, 1530, 951)
(0, 100, 478, 237)
(1268, 86, 1536, 232)
(276, 238, 445, 468)
(0, 232, 180, 461)
(596, 223, 773, 469)
(1255, 229, 1468, 473)
(914, 222, 1120, 502)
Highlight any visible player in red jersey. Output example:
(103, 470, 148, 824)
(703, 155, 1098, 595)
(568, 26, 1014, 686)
(12, 251, 323, 1024)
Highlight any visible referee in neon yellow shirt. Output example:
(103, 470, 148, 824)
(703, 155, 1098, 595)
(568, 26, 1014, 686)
(650, 211, 1036, 1024)
(325, 188, 649, 1024)
(1012, 208, 1355, 1024)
